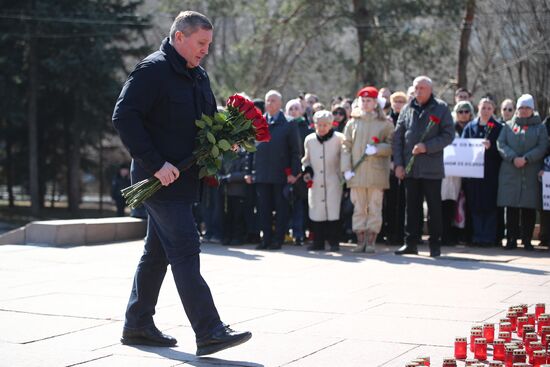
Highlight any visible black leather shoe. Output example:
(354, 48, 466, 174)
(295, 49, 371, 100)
(196, 325, 252, 356)
(268, 242, 282, 250)
(121, 325, 177, 347)
(429, 247, 441, 257)
(394, 244, 418, 255)
(255, 242, 269, 250)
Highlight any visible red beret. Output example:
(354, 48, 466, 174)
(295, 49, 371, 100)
(357, 86, 378, 99)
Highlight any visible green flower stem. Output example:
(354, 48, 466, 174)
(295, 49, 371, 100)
(404, 121, 435, 175)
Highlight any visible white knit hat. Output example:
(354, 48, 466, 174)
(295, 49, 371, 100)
(516, 94, 535, 110)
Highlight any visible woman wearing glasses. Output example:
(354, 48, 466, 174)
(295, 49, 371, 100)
(497, 94, 548, 250)
(332, 106, 348, 133)
(499, 99, 515, 124)
(440, 101, 474, 246)
(461, 98, 503, 246)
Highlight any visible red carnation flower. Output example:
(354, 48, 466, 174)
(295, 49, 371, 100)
(284, 168, 292, 176)
(306, 180, 313, 189)
(371, 136, 380, 144)
(522, 126, 528, 131)
(332, 121, 339, 127)
(429, 115, 441, 124)
(204, 176, 219, 187)
(513, 126, 519, 133)
(487, 122, 495, 129)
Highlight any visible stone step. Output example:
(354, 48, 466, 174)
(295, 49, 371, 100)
(0, 217, 146, 246)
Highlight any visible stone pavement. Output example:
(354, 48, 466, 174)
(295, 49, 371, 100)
(1, 240, 549, 366)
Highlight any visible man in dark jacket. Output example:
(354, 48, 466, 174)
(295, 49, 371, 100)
(252, 90, 302, 250)
(393, 76, 455, 257)
(112, 11, 250, 356)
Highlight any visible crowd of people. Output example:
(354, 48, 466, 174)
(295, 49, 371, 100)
(189, 76, 550, 256)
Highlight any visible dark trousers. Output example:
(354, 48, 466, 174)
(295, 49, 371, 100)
(115, 198, 126, 216)
(223, 196, 246, 244)
(256, 183, 289, 245)
(471, 210, 497, 244)
(124, 198, 221, 340)
(311, 220, 341, 247)
(441, 199, 457, 245)
(405, 178, 443, 246)
(382, 175, 406, 244)
(244, 184, 260, 238)
(201, 186, 223, 239)
(290, 198, 306, 240)
(506, 207, 536, 245)
(539, 209, 550, 245)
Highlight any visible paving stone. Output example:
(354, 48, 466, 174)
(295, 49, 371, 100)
(1, 239, 550, 366)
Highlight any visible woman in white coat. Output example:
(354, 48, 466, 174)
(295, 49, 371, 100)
(302, 110, 345, 251)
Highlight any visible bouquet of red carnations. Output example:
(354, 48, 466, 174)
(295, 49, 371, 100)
(121, 94, 270, 209)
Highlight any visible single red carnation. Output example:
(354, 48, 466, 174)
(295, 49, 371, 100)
(332, 121, 339, 127)
(204, 176, 219, 187)
(487, 122, 495, 129)
(284, 168, 292, 176)
(306, 180, 313, 189)
(429, 115, 441, 124)
(371, 136, 380, 144)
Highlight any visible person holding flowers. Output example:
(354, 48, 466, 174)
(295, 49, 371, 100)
(112, 11, 251, 356)
(392, 76, 454, 257)
(302, 110, 345, 251)
(461, 98, 503, 246)
(497, 94, 548, 250)
(341, 86, 394, 253)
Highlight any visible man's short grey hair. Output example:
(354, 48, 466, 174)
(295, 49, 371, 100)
(169, 11, 213, 43)
(265, 90, 282, 100)
(413, 76, 433, 87)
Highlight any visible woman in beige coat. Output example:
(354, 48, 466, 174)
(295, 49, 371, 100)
(302, 110, 345, 251)
(341, 86, 394, 252)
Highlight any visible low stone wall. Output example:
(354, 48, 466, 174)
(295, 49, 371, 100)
(0, 217, 146, 246)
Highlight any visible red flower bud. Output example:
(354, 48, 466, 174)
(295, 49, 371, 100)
(429, 115, 441, 124)
(284, 168, 292, 176)
(227, 94, 245, 108)
(306, 180, 313, 188)
(204, 176, 219, 187)
(371, 136, 380, 144)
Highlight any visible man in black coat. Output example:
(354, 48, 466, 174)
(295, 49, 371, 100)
(252, 90, 302, 250)
(393, 76, 455, 257)
(112, 11, 250, 356)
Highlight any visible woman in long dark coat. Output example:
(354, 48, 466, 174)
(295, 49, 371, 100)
(497, 94, 548, 250)
(461, 98, 503, 246)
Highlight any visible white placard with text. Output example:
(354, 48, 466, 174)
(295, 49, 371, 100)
(542, 172, 550, 211)
(444, 138, 485, 178)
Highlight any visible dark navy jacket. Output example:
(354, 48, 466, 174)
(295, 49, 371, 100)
(112, 38, 216, 201)
(252, 111, 301, 184)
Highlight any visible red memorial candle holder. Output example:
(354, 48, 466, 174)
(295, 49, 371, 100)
(484, 323, 495, 343)
(474, 337, 487, 361)
(454, 337, 467, 359)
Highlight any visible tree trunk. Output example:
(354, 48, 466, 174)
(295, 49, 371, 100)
(4, 119, 15, 208)
(98, 135, 104, 214)
(27, 8, 40, 215)
(457, 0, 476, 89)
(68, 96, 81, 214)
(352, 0, 370, 88)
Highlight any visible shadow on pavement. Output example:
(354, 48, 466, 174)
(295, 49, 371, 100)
(200, 242, 550, 275)
(131, 345, 264, 367)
